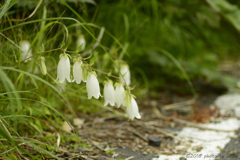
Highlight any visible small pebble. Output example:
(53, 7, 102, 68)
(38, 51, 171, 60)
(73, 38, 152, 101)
(148, 137, 161, 147)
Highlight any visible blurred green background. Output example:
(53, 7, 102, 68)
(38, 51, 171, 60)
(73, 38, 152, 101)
(3, 0, 240, 91)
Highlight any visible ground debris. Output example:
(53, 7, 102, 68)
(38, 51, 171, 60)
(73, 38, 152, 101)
(17, 89, 228, 159)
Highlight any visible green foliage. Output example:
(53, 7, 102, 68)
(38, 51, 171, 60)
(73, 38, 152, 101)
(0, 0, 11, 19)
(93, 0, 240, 89)
(105, 149, 115, 154)
(206, 0, 237, 12)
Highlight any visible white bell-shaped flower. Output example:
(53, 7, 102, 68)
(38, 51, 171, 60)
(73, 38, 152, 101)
(104, 80, 115, 106)
(120, 64, 131, 86)
(20, 40, 32, 63)
(115, 83, 125, 108)
(72, 59, 84, 84)
(57, 54, 71, 83)
(76, 35, 86, 51)
(86, 72, 101, 99)
(126, 97, 141, 120)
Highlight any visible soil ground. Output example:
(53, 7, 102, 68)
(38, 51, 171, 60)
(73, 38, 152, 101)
(55, 80, 228, 160)
(56, 60, 240, 160)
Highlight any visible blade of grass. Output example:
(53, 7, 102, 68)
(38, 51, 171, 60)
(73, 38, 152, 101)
(0, 0, 11, 19)
(0, 67, 22, 112)
(28, 21, 69, 55)
(1, 66, 75, 117)
(157, 48, 196, 95)
(37, 5, 47, 49)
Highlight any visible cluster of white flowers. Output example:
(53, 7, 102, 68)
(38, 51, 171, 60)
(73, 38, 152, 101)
(56, 53, 141, 120)
(20, 38, 140, 120)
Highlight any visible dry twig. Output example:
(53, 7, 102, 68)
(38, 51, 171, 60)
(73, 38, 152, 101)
(162, 99, 195, 111)
(9, 0, 43, 22)
(127, 128, 148, 142)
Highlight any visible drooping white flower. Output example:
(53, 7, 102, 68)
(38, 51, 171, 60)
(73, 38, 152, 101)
(86, 72, 101, 99)
(115, 83, 125, 108)
(72, 59, 84, 84)
(20, 40, 32, 63)
(76, 35, 86, 51)
(104, 80, 115, 106)
(126, 97, 141, 120)
(57, 54, 71, 83)
(120, 64, 131, 86)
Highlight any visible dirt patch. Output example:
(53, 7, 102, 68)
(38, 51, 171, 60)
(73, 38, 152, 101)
(58, 85, 225, 159)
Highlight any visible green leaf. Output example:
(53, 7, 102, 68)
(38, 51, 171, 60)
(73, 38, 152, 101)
(89, 51, 98, 66)
(15, 0, 39, 9)
(0, 0, 11, 20)
(206, 0, 237, 12)
(196, 6, 220, 28)
(206, 0, 240, 32)
(106, 149, 115, 154)
(63, 0, 96, 5)
(224, 10, 240, 31)
(221, 75, 238, 89)
(147, 50, 170, 66)
(0, 67, 22, 112)
(156, 49, 196, 95)
(39, 44, 45, 53)
(81, 64, 88, 81)
(80, 0, 96, 5)
(76, 43, 83, 52)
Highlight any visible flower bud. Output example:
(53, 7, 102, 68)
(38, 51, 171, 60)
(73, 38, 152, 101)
(40, 56, 47, 75)
(120, 64, 131, 86)
(76, 35, 86, 51)
(20, 40, 32, 63)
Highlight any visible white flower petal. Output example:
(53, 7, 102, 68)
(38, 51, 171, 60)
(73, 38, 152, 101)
(57, 56, 71, 83)
(120, 65, 131, 86)
(104, 82, 115, 106)
(73, 61, 84, 84)
(126, 97, 141, 120)
(86, 73, 101, 99)
(115, 84, 125, 108)
(20, 40, 32, 63)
